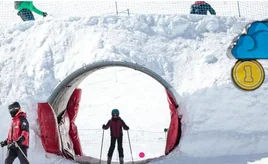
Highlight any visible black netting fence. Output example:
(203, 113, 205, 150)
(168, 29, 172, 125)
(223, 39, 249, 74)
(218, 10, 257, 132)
(1, 1, 268, 26)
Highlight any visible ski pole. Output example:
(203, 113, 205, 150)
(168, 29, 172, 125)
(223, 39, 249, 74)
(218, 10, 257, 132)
(127, 131, 134, 164)
(15, 142, 29, 163)
(2, 147, 4, 164)
(99, 129, 104, 164)
(164, 128, 168, 140)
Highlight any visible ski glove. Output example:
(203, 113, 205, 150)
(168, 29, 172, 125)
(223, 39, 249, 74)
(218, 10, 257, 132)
(164, 128, 168, 132)
(7, 142, 16, 149)
(0, 140, 7, 147)
(43, 12, 48, 17)
(102, 124, 105, 129)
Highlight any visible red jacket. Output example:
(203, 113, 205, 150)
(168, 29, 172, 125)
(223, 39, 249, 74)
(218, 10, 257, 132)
(7, 111, 29, 148)
(103, 117, 129, 138)
(195, 1, 205, 5)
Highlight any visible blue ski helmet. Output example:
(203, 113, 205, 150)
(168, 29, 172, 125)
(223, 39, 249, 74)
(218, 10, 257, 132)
(111, 109, 119, 115)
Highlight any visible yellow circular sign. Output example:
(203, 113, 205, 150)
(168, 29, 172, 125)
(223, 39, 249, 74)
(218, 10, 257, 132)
(232, 60, 265, 91)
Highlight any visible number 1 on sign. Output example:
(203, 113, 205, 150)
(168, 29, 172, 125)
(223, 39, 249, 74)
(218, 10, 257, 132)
(244, 66, 253, 82)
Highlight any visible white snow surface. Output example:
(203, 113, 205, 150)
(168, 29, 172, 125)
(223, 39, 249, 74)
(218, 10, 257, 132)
(0, 8, 268, 164)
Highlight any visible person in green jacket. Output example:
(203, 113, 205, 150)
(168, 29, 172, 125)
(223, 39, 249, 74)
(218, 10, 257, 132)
(14, 1, 47, 21)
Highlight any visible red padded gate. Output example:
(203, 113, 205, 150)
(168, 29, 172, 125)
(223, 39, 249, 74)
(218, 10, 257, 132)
(38, 103, 61, 154)
(165, 89, 181, 155)
(67, 88, 83, 155)
(58, 111, 75, 159)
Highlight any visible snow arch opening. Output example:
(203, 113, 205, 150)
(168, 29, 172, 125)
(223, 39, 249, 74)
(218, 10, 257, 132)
(38, 61, 182, 161)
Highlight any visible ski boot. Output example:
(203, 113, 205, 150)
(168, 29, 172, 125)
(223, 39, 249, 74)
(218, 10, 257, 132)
(119, 157, 124, 164)
(107, 157, 112, 164)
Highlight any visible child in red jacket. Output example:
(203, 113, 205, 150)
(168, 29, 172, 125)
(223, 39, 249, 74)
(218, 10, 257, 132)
(102, 109, 129, 164)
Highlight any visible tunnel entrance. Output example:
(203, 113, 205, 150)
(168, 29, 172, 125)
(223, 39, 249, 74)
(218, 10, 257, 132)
(37, 61, 182, 162)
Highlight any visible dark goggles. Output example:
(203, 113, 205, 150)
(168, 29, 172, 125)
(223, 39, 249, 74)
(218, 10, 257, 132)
(9, 107, 19, 112)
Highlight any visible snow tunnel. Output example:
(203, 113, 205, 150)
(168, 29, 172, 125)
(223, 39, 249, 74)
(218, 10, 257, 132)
(37, 61, 182, 162)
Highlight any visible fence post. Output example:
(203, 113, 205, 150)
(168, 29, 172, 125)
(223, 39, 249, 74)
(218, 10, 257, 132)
(127, 9, 130, 16)
(115, 1, 118, 15)
(237, 1, 241, 17)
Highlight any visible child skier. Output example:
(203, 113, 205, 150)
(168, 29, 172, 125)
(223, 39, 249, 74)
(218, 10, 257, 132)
(0, 102, 30, 164)
(102, 109, 129, 164)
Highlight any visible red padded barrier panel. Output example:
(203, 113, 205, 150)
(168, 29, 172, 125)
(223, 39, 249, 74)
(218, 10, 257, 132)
(165, 90, 181, 155)
(58, 111, 75, 160)
(37, 103, 61, 154)
(67, 88, 83, 156)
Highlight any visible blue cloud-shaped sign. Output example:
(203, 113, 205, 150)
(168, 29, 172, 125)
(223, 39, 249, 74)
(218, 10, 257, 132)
(230, 21, 268, 59)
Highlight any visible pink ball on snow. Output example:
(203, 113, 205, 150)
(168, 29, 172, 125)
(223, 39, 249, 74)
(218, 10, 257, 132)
(139, 152, 145, 158)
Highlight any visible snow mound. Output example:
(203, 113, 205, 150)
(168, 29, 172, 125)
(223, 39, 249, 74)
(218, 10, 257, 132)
(0, 14, 267, 164)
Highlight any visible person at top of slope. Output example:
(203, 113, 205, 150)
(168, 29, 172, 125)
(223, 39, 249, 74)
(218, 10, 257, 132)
(190, 1, 216, 15)
(0, 102, 30, 164)
(102, 109, 129, 164)
(14, 1, 48, 21)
